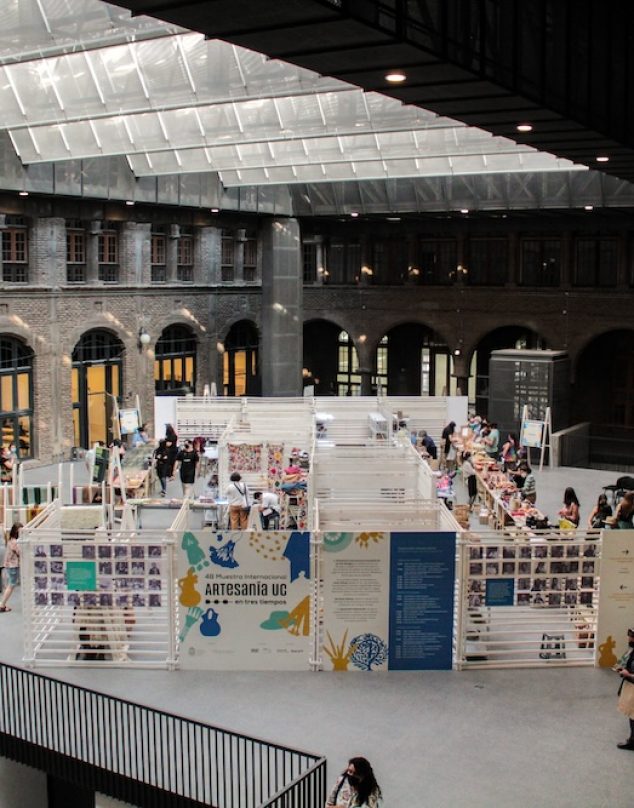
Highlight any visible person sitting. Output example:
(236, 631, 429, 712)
(559, 487, 580, 527)
(587, 493, 612, 529)
(253, 490, 280, 530)
(520, 463, 537, 505)
(131, 423, 150, 447)
(615, 492, 634, 530)
(418, 430, 437, 460)
(0, 446, 14, 482)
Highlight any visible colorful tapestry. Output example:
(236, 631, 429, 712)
(267, 443, 284, 489)
(228, 443, 262, 472)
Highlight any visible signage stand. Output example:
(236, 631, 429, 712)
(520, 405, 552, 472)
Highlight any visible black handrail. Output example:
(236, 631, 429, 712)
(0, 661, 326, 808)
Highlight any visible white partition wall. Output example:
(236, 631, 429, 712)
(21, 503, 177, 668)
(455, 530, 600, 669)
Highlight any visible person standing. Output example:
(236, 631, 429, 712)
(616, 628, 634, 750)
(0, 522, 21, 612)
(325, 756, 382, 808)
(173, 440, 199, 498)
(484, 421, 500, 460)
(225, 472, 250, 530)
(461, 451, 478, 509)
(153, 439, 172, 497)
(253, 490, 280, 530)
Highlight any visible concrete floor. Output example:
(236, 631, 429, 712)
(3, 460, 632, 807)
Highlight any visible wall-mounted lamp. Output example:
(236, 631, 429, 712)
(137, 327, 151, 352)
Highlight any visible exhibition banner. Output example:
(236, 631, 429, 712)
(177, 529, 312, 670)
(321, 531, 456, 671)
(596, 530, 634, 668)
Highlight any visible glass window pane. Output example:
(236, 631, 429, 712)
(173, 358, 183, 384)
(185, 356, 194, 385)
(1, 375, 13, 412)
(17, 415, 30, 457)
(17, 372, 29, 410)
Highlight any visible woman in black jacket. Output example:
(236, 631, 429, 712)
(153, 439, 172, 497)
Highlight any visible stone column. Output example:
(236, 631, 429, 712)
(166, 225, 179, 283)
(86, 222, 100, 284)
(260, 218, 303, 396)
(198, 226, 221, 285)
(120, 222, 150, 286)
(31, 217, 65, 287)
(356, 339, 375, 396)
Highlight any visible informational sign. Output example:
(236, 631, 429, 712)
(119, 408, 140, 436)
(66, 561, 97, 591)
(177, 530, 312, 671)
(596, 530, 634, 667)
(388, 532, 456, 670)
(321, 531, 456, 671)
(520, 419, 544, 448)
(321, 531, 391, 672)
(486, 578, 515, 607)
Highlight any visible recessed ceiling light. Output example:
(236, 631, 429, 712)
(211, 207, 219, 213)
(385, 71, 406, 83)
(516, 123, 533, 133)
(350, 211, 359, 218)
(596, 156, 609, 163)
(387, 217, 401, 222)
(460, 208, 469, 214)
(584, 205, 594, 211)
(18, 190, 28, 197)
(125, 200, 134, 206)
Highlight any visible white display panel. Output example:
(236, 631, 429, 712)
(177, 529, 312, 670)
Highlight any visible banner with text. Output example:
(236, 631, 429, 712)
(321, 531, 456, 671)
(177, 530, 312, 670)
(596, 530, 634, 668)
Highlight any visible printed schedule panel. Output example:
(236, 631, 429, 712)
(321, 531, 456, 672)
(388, 532, 456, 670)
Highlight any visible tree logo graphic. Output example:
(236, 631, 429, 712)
(349, 633, 388, 671)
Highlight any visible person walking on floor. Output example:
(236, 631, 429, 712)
(616, 628, 634, 750)
(225, 472, 250, 530)
(153, 439, 172, 497)
(0, 522, 21, 612)
(173, 440, 199, 498)
(326, 756, 382, 808)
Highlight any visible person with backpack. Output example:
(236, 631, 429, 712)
(225, 472, 250, 530)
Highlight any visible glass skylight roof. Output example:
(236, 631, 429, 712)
(0, 0, 585, 187)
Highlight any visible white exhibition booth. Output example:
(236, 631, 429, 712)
(14, 396, 631, 674)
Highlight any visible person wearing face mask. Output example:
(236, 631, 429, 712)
(325, 756, 382, 808)
(616, 628, 634, 750)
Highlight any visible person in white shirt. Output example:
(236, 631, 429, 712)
(225, 472, 250, 530)
(253, 490, 280, 530)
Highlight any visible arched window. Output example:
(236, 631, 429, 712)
(224, 321, 259, 396)
(154, 325, 197, 395)
(72, 330, 124, 448)
(337, 331, 360, 396)
(0, 337, 33, 458)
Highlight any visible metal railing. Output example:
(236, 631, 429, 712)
(0, 662, 326, 808)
